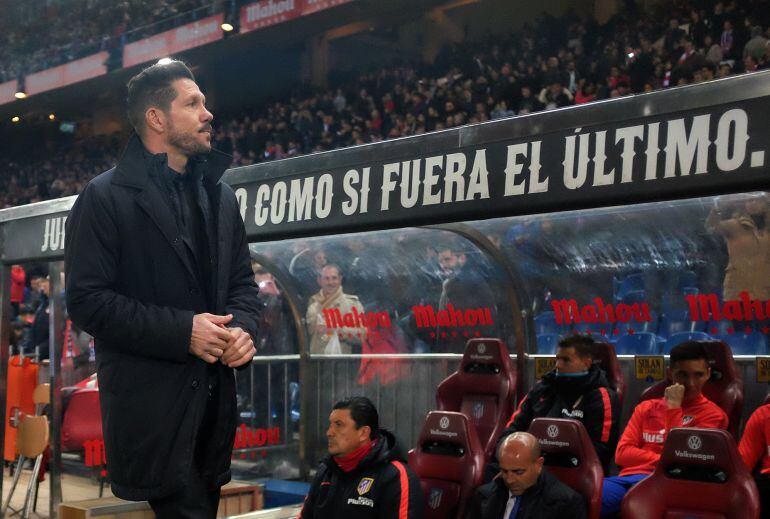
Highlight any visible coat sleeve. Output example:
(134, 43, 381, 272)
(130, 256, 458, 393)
(379, 461, 423, 519)
(465, 489, 483, 519)
(578, 387, 618, 468)
(615, 402, 660, 470)
(739, 407, 766, 472)
(64, 181, 193, 363)
(502, 390, 537, 437)
(559, 490, 588, 519)
(221, 190, 261, 358)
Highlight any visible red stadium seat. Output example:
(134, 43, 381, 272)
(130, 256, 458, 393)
(638, 340, 743, 437)
(528, 418, 602, 519)
(61, 388, 102, 452)
(620, 428, 760, 518)
(408, 411, 484, 519)
(593, 341, 626, 408)
(435, 338, 517, 460)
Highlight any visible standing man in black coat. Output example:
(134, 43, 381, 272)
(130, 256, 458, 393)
(468, 432, 586, 519)
(65, 60, 259, 518)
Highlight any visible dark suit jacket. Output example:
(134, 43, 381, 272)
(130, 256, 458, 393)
(65, 134, 259, 500)
(468, 470, 587, 519)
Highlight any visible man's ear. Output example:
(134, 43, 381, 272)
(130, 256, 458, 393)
(146, 107, 165, 134)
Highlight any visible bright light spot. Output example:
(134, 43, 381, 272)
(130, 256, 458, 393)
(157, 57, 173, 65)
(221, 23, 234, 32)
(14, 91, 26, 99)
(11, 116, 20, 123)
(49, 114, 56, 121)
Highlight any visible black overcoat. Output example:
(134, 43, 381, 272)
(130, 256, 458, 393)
(64, 135, 259, 501)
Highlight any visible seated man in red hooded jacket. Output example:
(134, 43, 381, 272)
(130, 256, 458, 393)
(601, 341, 728, 517)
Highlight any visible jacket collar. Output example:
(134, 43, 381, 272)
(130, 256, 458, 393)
(112, 133, 232, 189)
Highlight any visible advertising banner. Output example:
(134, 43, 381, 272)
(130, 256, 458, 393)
(0, 80, 18, 106)
(240, 0, 355, 34)
(301, 0, 355, 15)
(240, 0, 302, 33)
(123, 13, 224, 68)
(225, 96, 770, 241)
(25, 52, 108, 96)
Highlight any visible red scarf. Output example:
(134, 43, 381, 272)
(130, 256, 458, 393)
(334, 440, 376, 472)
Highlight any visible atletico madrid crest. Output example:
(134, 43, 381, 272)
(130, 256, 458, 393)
(357, 477, 374, 495)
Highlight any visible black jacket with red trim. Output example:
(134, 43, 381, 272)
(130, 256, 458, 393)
(299, 430, 424, 519)
(501, 364, 619, 469)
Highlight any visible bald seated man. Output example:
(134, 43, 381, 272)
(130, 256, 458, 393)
(467, 432, 586, 519)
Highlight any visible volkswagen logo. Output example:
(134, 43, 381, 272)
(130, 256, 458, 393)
(687, 435, 702, 451)
(547, 425, 559, 438)
(477, 343, 486, 354)
(439, 416, 450, 429)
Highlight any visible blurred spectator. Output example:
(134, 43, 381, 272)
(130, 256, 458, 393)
(24, 275, 50, 360)
(10, 264, 25, 318)
(306, 264, 366, 354)
(706, 194, 770, 301)
(744, 26, 769, 59)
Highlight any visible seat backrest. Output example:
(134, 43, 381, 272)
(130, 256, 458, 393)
(536, 333, 560, 354)
(528, 418, 602, 519)
(663, 331, 711, 354)
(614, 273, 645, 302)
(17, 414, 49, 458)
(615, 332, 658, 355)
(62, 388, 103, 452)
(638, 341, 743, 438)
(408, 411, 485, 519)
(534, 312, 562, 336)
(724, 331, 769, 355)
(33, 383, 50, 405)
(620, 428, 760, 519)
(659, 309, 704, 338)
(593, 342, 625, 408)
(436, 339, 517, 460)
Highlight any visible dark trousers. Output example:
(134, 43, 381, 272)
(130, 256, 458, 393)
(149, 381, 222, 518)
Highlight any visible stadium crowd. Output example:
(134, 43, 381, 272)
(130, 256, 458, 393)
(2, 0, 770, 209)
(0, 0, 217, 83)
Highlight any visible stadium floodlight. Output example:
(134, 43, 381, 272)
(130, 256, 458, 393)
(11, 116, 20, 123)
(221, 23, 234, 32)
(157, 57, 174, 65)
(14, 91, 26, 99)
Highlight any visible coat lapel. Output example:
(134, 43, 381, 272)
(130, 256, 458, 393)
(111, 134, 233, 291)
(134, 186, 198, 281)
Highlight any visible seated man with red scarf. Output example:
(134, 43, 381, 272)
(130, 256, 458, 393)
(299, 397, 423, 518)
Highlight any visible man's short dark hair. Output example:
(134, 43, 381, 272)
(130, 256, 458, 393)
(126, 60, 195, 136)
(557, 334, 597, 360)
(670, 341, 709, 366)
(333, 397, 378, 439)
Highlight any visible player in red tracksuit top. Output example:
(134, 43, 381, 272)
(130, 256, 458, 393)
(600, 341, 728, 517)
(739, 404, 770, 518)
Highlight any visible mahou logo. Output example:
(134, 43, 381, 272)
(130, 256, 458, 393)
(322, 307, 391, 330)
(551, 297, 651, 326)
